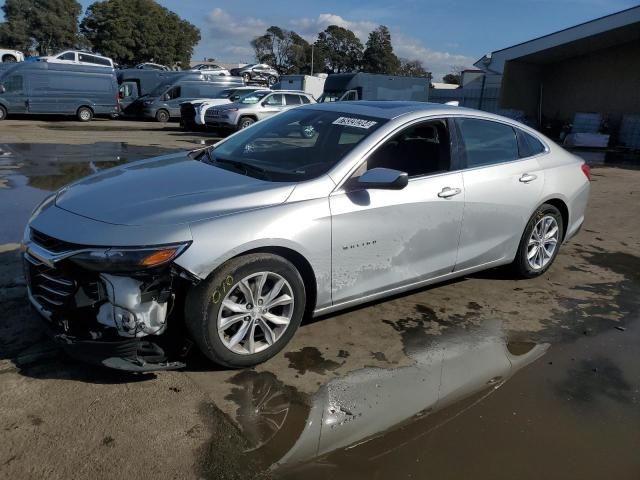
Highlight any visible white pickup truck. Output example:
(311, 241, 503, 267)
(0, 49, 24, 63)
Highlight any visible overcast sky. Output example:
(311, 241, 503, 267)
(7, 0, 639, 79)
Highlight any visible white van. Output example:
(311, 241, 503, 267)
(43, 50, 114, 68)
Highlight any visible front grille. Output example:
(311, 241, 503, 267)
(30, 228, 84, 253)
(24, 253, 77, 310)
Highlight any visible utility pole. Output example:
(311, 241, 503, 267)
(310, 44, 314, 76)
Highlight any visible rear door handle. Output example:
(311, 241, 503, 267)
(519, 173, 538, 183)
(438, 187, 462, 199)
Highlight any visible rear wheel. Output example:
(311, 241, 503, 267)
(185, 253, 306, 368)
(155, 109, 170, 123)
(238, 116, 255, 130)
(77, 106, 93, 122)
(2, 55, 16, 63)
(511, 203, 563, 278)
(242, 72, 251, 83)
(0, 105, 6, 120)
(267, 75, 277, 86)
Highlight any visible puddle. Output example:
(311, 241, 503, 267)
(0, 143, 178, 243)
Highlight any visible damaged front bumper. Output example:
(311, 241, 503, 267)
(23, 235, 196, 372)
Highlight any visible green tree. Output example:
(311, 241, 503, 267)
(0, 0, 83, 54)
(80, 0, 200, 67)
(398, 58, 430, 78)
(443, 65, 467, 85)
(251, 26, 314, 74)
(362, 25, 400, 74)
(314, 25, 363, 73)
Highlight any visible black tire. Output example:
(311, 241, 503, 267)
(267, 75, 277, 86)
(510, 203, 563, 278)
(155, 109, 170, 123)
(0, 105, 6, 121)
(2, 55, 16, 63)
(77, 106, 93, 122)
(185, 253, 306, 368)
(238, 116, 255, 130)
(242, 72, 251, 83)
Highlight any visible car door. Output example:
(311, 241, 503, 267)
(0, 73, 27, 113)
(163, 85, 182, 116)
(330, 118, 465, 305)
(258, 93, 285, 119)
(453, 116, 546, 271)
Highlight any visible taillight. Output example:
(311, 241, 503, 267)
(581, 162, 591, 181)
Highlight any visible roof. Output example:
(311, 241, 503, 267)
(302, 101, 470, 120)
(476, 5, 640, 73)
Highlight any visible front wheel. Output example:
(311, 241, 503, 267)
(238, 116, 255, 129)
(155, 109, 170, 123)
(267, 75, 277, 86)
(510, 204, 563, 278)
(185, 253, 306, 368)
(0, 105, 6, 121)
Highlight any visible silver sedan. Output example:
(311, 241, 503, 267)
(23, 102, 590, 370)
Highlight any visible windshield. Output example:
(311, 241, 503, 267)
(202, 108, 387, 181)
(147, 82, 172, 97)
(238, 91, 269, 104)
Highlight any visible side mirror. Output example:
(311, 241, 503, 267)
(355, 168, 408, 190)
(0, 85, 5, 94)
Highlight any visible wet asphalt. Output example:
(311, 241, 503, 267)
(0, 122, 638, 479)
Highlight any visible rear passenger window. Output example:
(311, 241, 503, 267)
(516, 129, 546, 157)
(456, 118, 518, 167)
(284, 94, 301, 105)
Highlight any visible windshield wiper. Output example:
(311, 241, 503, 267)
(204, 150, 271, 180)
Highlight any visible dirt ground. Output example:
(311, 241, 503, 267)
(0, 120, 639, 479)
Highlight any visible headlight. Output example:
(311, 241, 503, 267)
(69, 243, 191, 272)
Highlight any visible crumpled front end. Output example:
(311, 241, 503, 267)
(23, 228, 196, 371)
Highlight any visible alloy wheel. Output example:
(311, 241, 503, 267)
(217, 272, 294, 355)
(527, 215, 559, 270)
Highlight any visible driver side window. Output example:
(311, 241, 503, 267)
(354, 119, 452, 178)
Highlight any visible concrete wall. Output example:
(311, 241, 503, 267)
(540, 40, 640, 125)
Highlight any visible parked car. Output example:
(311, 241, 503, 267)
(230, 64, 279, 86)
(130, 76, 245, 122)
(21, 102, 591, 370)
(191, 63, 230, 76)
(0, 48, 24, 63)
(42, 50, 114, 69)
(180, 86, 270, 130)
(0, 61, 119, 121)
(204, 89, 314, 130)
(135, 62, 170, 71)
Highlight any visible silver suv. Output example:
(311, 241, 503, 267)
(204, 90, 315, 130)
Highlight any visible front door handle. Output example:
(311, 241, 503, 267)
(438, 187, 462, 199)
(519, 173, 538, 183)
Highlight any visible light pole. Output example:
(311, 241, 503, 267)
(310, 44, 314, 76)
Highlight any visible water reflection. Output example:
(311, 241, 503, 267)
(0, 143, 176, 243)
(222, 323, 548, 471)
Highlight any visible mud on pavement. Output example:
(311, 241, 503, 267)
(0, 127, 639, 479)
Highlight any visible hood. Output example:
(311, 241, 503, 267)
(55, 152, 295, 226)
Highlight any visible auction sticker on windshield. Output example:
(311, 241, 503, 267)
(332, 117, 378, 129)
